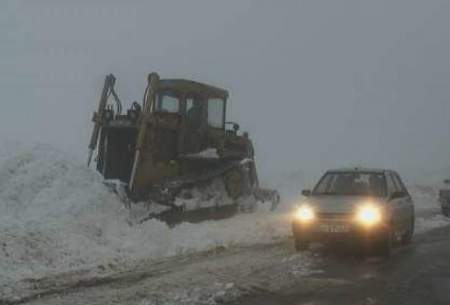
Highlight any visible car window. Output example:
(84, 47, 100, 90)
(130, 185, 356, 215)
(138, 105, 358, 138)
(393, 172, 408, 194)
(313, 172, 386, 197)
(386, 174, 398, 194)
(390, 173, 402, 192)
(314, 174, 336, 194)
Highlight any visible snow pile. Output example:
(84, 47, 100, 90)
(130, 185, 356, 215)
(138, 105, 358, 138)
(173, 179, 235, 211)
(0, 143, 131, 282)
(407, 183, 450, 233)
(0, 143, 293, 284)
(415, 214, 450, 234)
(1, 142, 447, 287)
(409, 184, 440, 212)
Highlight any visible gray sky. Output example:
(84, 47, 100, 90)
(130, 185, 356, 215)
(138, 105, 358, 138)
(1, 0, 450, 179)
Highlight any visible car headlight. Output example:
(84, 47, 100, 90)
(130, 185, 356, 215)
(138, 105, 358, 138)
(355, 205, 381, 225)
(295, 205, 315, 222)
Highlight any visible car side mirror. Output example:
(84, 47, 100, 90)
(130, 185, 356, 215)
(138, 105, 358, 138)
(444, 179, 450, 184)
(302, 189, 311, 197)
(390, 191, 406, 200)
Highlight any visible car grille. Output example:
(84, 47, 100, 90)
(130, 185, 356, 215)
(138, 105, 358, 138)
(316, 212, 352, 221)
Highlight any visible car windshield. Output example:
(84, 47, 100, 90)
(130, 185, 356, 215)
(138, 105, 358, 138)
(313, 172, 386, 197)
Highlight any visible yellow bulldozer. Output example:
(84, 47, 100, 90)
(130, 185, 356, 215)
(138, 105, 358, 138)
(88, 73, 279, 224)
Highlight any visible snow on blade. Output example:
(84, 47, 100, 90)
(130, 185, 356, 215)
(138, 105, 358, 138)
(182, 148, 219, 159)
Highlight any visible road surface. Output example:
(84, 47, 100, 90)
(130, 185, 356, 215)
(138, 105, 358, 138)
(2, 213, 450, 305)
(233, 225, 450, 305)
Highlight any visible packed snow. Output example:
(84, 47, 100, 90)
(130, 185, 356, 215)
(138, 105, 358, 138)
(0, 143, 292, 285)
(0, 142, 448, 290)
(408, 184, 450, 232)
(139, 282, 241, 305)
(139, 253, 322, 305)
(416, 214, 450, 234)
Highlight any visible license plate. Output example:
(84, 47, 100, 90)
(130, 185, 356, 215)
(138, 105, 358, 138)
(319, 224, 349, 233)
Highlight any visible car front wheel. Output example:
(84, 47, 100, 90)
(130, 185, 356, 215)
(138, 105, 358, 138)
(377, 228, 392, 258)
(294, 237, 310, 252)
(401, 217, 414, 245)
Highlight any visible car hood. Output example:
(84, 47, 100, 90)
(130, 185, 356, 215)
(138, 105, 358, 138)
(306, 195, 383, 214)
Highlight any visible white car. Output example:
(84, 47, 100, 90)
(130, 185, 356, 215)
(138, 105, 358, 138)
(292, 168, 415, 257)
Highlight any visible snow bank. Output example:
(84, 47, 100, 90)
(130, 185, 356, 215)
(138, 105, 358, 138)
(0, 143, 294, 284)
(406, 183, 450, 233)
(1, 142, 447, 286)
(409, 184, 440, 212)
(415, 214, 450, 234)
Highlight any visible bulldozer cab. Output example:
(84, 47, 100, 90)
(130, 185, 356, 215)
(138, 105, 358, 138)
(88, 73, 280, 216)
(153, 79, 228, 155)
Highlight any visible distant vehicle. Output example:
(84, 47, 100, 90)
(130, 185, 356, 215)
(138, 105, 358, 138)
(292, 168, 415, 257)
(439, 179, 450, 217)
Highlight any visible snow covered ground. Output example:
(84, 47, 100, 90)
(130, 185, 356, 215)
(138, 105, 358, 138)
(0, 143, 293, 286)
(0, 142, 449, 304)
(408, 184, 450, 233)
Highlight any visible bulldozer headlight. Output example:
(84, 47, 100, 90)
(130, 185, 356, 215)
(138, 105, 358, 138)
(355, 204, 381, 225)
(295, 205, 315, 222)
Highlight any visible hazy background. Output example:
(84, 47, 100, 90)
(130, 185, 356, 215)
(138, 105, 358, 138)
(1, 0, 450, 181)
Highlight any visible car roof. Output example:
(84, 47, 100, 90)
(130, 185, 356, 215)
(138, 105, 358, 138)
(326, 167, 393, 174)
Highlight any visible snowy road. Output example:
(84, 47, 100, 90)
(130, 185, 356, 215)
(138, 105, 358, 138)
(233, 224, 450, 305)
(2, 240, 323, 305)
(2, 144, 450, 305)
(3, 211, 450, 305)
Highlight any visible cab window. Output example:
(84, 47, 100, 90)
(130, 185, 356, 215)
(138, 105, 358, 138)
(207, 98, 225, 128)
(155, 91, 179, 113)
(186, 95, 204, 129)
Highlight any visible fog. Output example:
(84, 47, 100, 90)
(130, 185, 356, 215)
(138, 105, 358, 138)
(1, 0, 450, 180)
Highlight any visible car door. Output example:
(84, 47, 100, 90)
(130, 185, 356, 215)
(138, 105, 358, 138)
(392, 172, 414, 232)
(386, 172, 404, 236)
